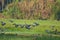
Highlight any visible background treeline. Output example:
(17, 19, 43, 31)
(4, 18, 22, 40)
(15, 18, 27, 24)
(1, 0, 60, 20)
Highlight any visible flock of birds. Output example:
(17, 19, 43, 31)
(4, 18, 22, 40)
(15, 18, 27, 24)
(45, 25, 60, 34)
(0, 20, 60, 35)
(0, 20, 39, 30)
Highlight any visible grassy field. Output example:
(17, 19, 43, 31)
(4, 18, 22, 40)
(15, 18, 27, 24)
(0, 19, 60, 40)
(0, 19, 60, 34)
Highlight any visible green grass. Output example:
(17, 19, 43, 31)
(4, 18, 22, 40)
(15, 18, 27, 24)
(0, 19, 60, 40)
(0, 19, 60, 34)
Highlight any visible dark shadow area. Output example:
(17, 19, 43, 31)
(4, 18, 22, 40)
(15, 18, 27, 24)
(0, 1, 2, 12)
(56, 9, 60, 21)
(0, 0, 13, 12)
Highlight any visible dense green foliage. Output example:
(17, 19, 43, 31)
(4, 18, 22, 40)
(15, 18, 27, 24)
(51, 0, 60, 20)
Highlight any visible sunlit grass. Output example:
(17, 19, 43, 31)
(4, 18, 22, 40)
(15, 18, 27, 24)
(0, 19, 60, 34)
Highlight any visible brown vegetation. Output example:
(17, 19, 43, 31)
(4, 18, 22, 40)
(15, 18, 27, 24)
(0, 0, 57, 19)
(0, 13, 5, 18)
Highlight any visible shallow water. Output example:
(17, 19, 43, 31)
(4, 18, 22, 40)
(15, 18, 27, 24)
(0, 34, 60, 40)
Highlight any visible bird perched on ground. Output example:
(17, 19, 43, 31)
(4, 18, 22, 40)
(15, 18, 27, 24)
(25, 24, 31, 29)
(34, 22, 39, 26)
(50, 25, 55, 30)
(13, 23, 19, 28)
(1, 21, 6, 26)
(32, 24, 36, 27)
(9, 20, 13, 23)
(32, 22, 39, 27)
(45, 30, 50, 34)
(19, 24, 25, 28)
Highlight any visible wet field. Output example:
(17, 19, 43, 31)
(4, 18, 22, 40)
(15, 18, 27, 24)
(0, 34, 60, 40)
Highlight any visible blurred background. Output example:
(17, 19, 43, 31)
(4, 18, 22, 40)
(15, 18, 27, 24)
(0, 0, 60, 20)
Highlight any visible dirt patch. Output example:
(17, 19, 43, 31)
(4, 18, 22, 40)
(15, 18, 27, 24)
(0, 13, 5, 18)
